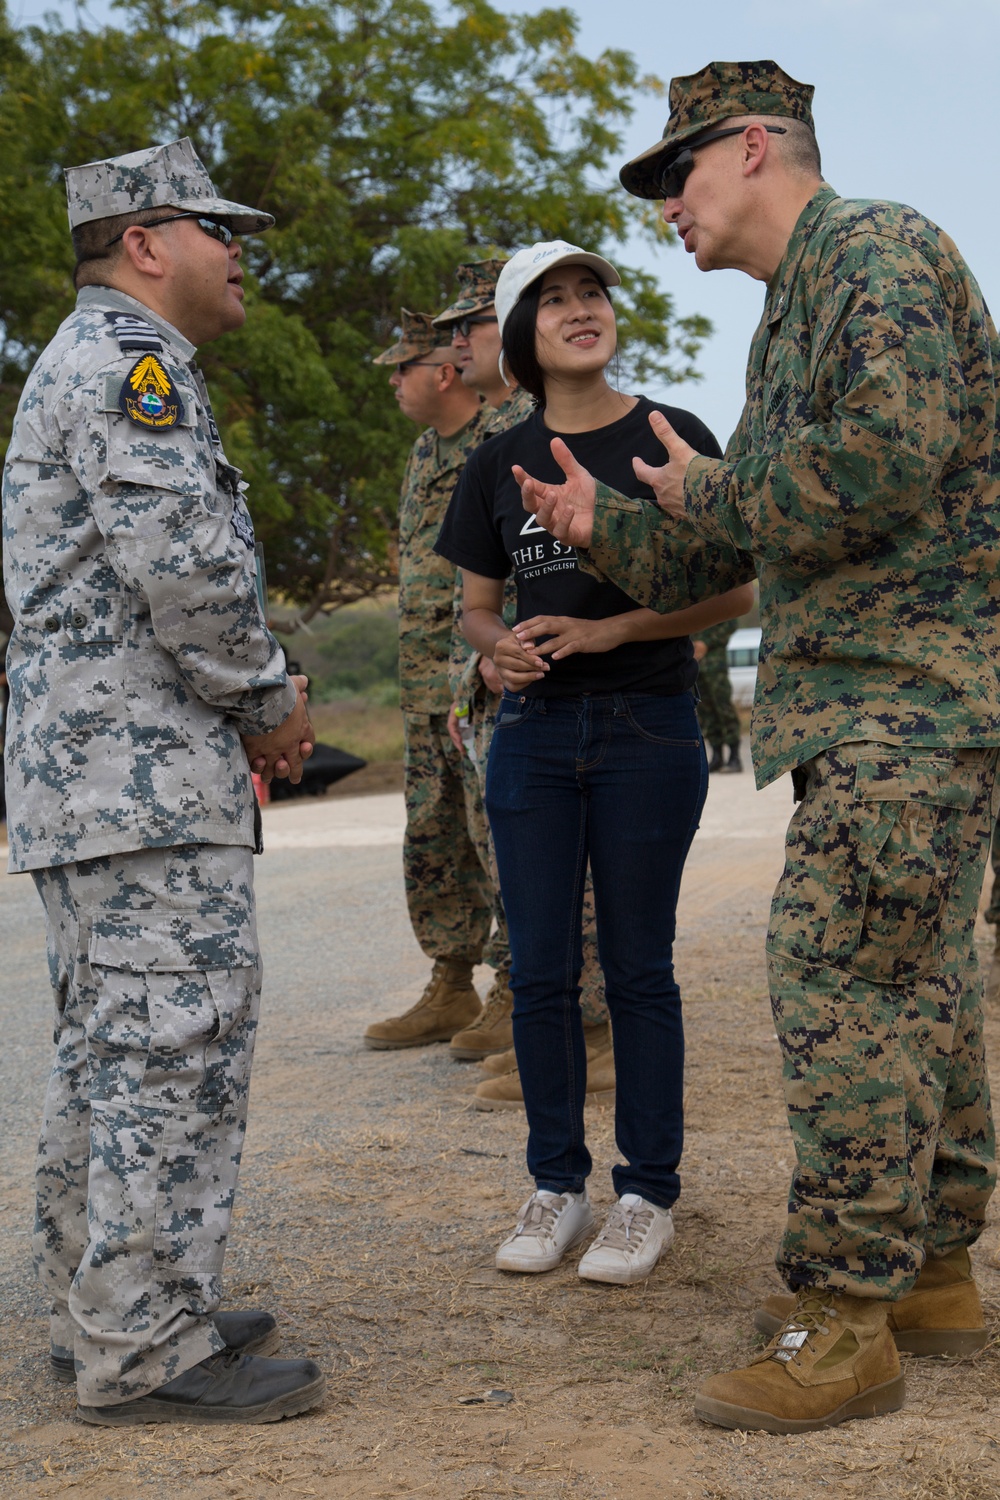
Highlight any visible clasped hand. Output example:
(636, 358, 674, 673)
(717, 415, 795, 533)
(511, 411, 696, 542)
(243, 673, 314, 784)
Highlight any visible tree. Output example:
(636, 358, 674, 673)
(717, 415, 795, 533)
(0, 0, 710, 628)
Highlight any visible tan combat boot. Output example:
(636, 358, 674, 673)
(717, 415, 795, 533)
(449, 973, 514, 1060)
(696, 1288, 904, 1434)
(363, 960, 482, 1050)
(480, 1020, 611, 1077)
(754, 1243, 987, 1356)
(475, 1034, 616, 1112)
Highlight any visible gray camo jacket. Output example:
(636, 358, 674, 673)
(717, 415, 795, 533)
(2, 286, 294, 872)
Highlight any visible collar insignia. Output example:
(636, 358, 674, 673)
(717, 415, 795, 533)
(118, 354, 185, 429)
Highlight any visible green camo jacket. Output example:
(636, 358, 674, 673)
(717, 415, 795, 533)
(397, 405, 491, 714)
(583, 184, 1000, 787)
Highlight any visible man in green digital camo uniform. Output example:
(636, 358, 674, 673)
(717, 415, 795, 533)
(432, 262, 615, 1109)
(693, 619, 743, 772)
(516, 60, 1000, 1433)
(362, 311, 501, 1054)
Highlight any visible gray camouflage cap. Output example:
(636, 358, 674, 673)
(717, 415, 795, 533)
(65, 136, 274, 233)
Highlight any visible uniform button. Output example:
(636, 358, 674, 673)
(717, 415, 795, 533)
(44, 615, 60, 632)
(71, 611, 87, 628)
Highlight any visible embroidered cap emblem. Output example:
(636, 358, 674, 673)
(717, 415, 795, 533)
(118, 354, 185, 429)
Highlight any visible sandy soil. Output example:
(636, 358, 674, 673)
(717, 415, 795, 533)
(1, 761, 998, 1500)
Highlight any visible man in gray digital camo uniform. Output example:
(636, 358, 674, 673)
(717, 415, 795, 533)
(3, 138, 325, 1425)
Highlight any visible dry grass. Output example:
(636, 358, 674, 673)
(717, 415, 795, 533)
(3, 835, 1000, 1499)
(308, 699, 405, 765)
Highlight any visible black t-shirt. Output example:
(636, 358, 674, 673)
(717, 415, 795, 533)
(435, 395, 723, 696)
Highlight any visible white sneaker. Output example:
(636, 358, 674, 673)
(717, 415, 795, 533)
(495, 1190, 595, 1273)
(577, 1193, 675, 1285)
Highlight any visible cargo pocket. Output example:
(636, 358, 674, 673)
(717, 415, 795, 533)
(820, 751, 975, 984)
(88, 914, 258, 1110)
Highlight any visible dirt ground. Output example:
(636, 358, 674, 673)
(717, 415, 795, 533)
(2, 766, 1000, 1499)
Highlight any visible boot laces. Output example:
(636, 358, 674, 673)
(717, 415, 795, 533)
(478, 981, 512, 1028)
(591, 1199, 653, 1252)
(764, 1293, 838, 1365)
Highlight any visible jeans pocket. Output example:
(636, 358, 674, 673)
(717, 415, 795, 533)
(621, 694, 701, 747)
(494, 692, 539, 729)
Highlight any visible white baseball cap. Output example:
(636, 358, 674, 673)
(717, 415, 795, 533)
(495, 240, 622, 338)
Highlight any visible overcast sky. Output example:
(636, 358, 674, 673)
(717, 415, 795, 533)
(14, 0, 1000, 447)
(494, 0, 1000, 446)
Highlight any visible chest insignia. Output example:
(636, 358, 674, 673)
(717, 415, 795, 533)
(231, 504, 255, 549)
(118, 355, 185, 429)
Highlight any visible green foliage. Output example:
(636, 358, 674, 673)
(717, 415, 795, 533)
(276, 599, 398, 700)
(0, 0, 710, 626)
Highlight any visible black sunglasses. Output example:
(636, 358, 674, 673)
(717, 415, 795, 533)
(452, 314, 498, 337)
(655, 125, 786, 200)
(105, 212, 235, 248)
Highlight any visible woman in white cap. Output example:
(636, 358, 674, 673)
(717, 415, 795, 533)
(435, 242, 752, 1284)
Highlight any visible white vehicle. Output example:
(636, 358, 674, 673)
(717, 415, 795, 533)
(726, 626, 761, 708)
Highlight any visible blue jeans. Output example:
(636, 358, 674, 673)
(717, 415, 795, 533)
(485, 689, 707, 1210)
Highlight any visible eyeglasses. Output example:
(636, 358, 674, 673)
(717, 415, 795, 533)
(397, 359, 451, 372)
(105, 213, 236, 248)
(655, 125, 787, 200)
(452, 315, 498, 337)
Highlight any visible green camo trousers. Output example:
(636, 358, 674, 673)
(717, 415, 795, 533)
(403, 712, 496, 967)
(695, 646, 741, 749)
(470, 687, 609, 1026)
(767, 742, 997, 1298)
(33, 845, 258, 1404)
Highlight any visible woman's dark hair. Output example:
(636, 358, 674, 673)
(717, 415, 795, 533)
(501, 269, 612, 407)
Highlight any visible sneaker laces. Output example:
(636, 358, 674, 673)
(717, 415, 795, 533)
(762, 1292, 839, 1366)
(513, 1192, 567, 1245)
(590, 1198, 654, 1252)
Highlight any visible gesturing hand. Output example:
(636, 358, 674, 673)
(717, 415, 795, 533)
(633, 411, 697, 519)
(512, 437, 597, 549)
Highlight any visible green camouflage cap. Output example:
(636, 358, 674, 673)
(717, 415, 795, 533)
(65, 136, 274, 233)
(372, 309, 454, 365)
(619, 60, 815, 200)
(433, 258, 508, 326)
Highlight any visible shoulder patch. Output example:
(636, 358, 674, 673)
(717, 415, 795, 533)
(118, 354, 186, 429)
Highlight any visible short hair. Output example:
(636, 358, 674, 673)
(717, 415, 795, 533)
(71, 206, 172, 290)
(501, 271, 612, 406)
(725, 113, 822, 178)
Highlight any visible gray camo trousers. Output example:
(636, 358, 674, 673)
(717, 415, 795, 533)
(32, 844, 260, 1406)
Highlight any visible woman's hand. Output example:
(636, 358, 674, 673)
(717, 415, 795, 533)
(513, 614, 627, 660)
(492, 631, 549, 690)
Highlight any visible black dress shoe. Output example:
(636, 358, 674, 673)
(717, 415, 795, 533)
(51, 1309, 280, 1383)
(77, 1350, 325, 1426)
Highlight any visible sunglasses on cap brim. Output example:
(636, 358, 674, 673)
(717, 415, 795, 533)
(105, 212, 236, 248)
(655, 124, 787, 200)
